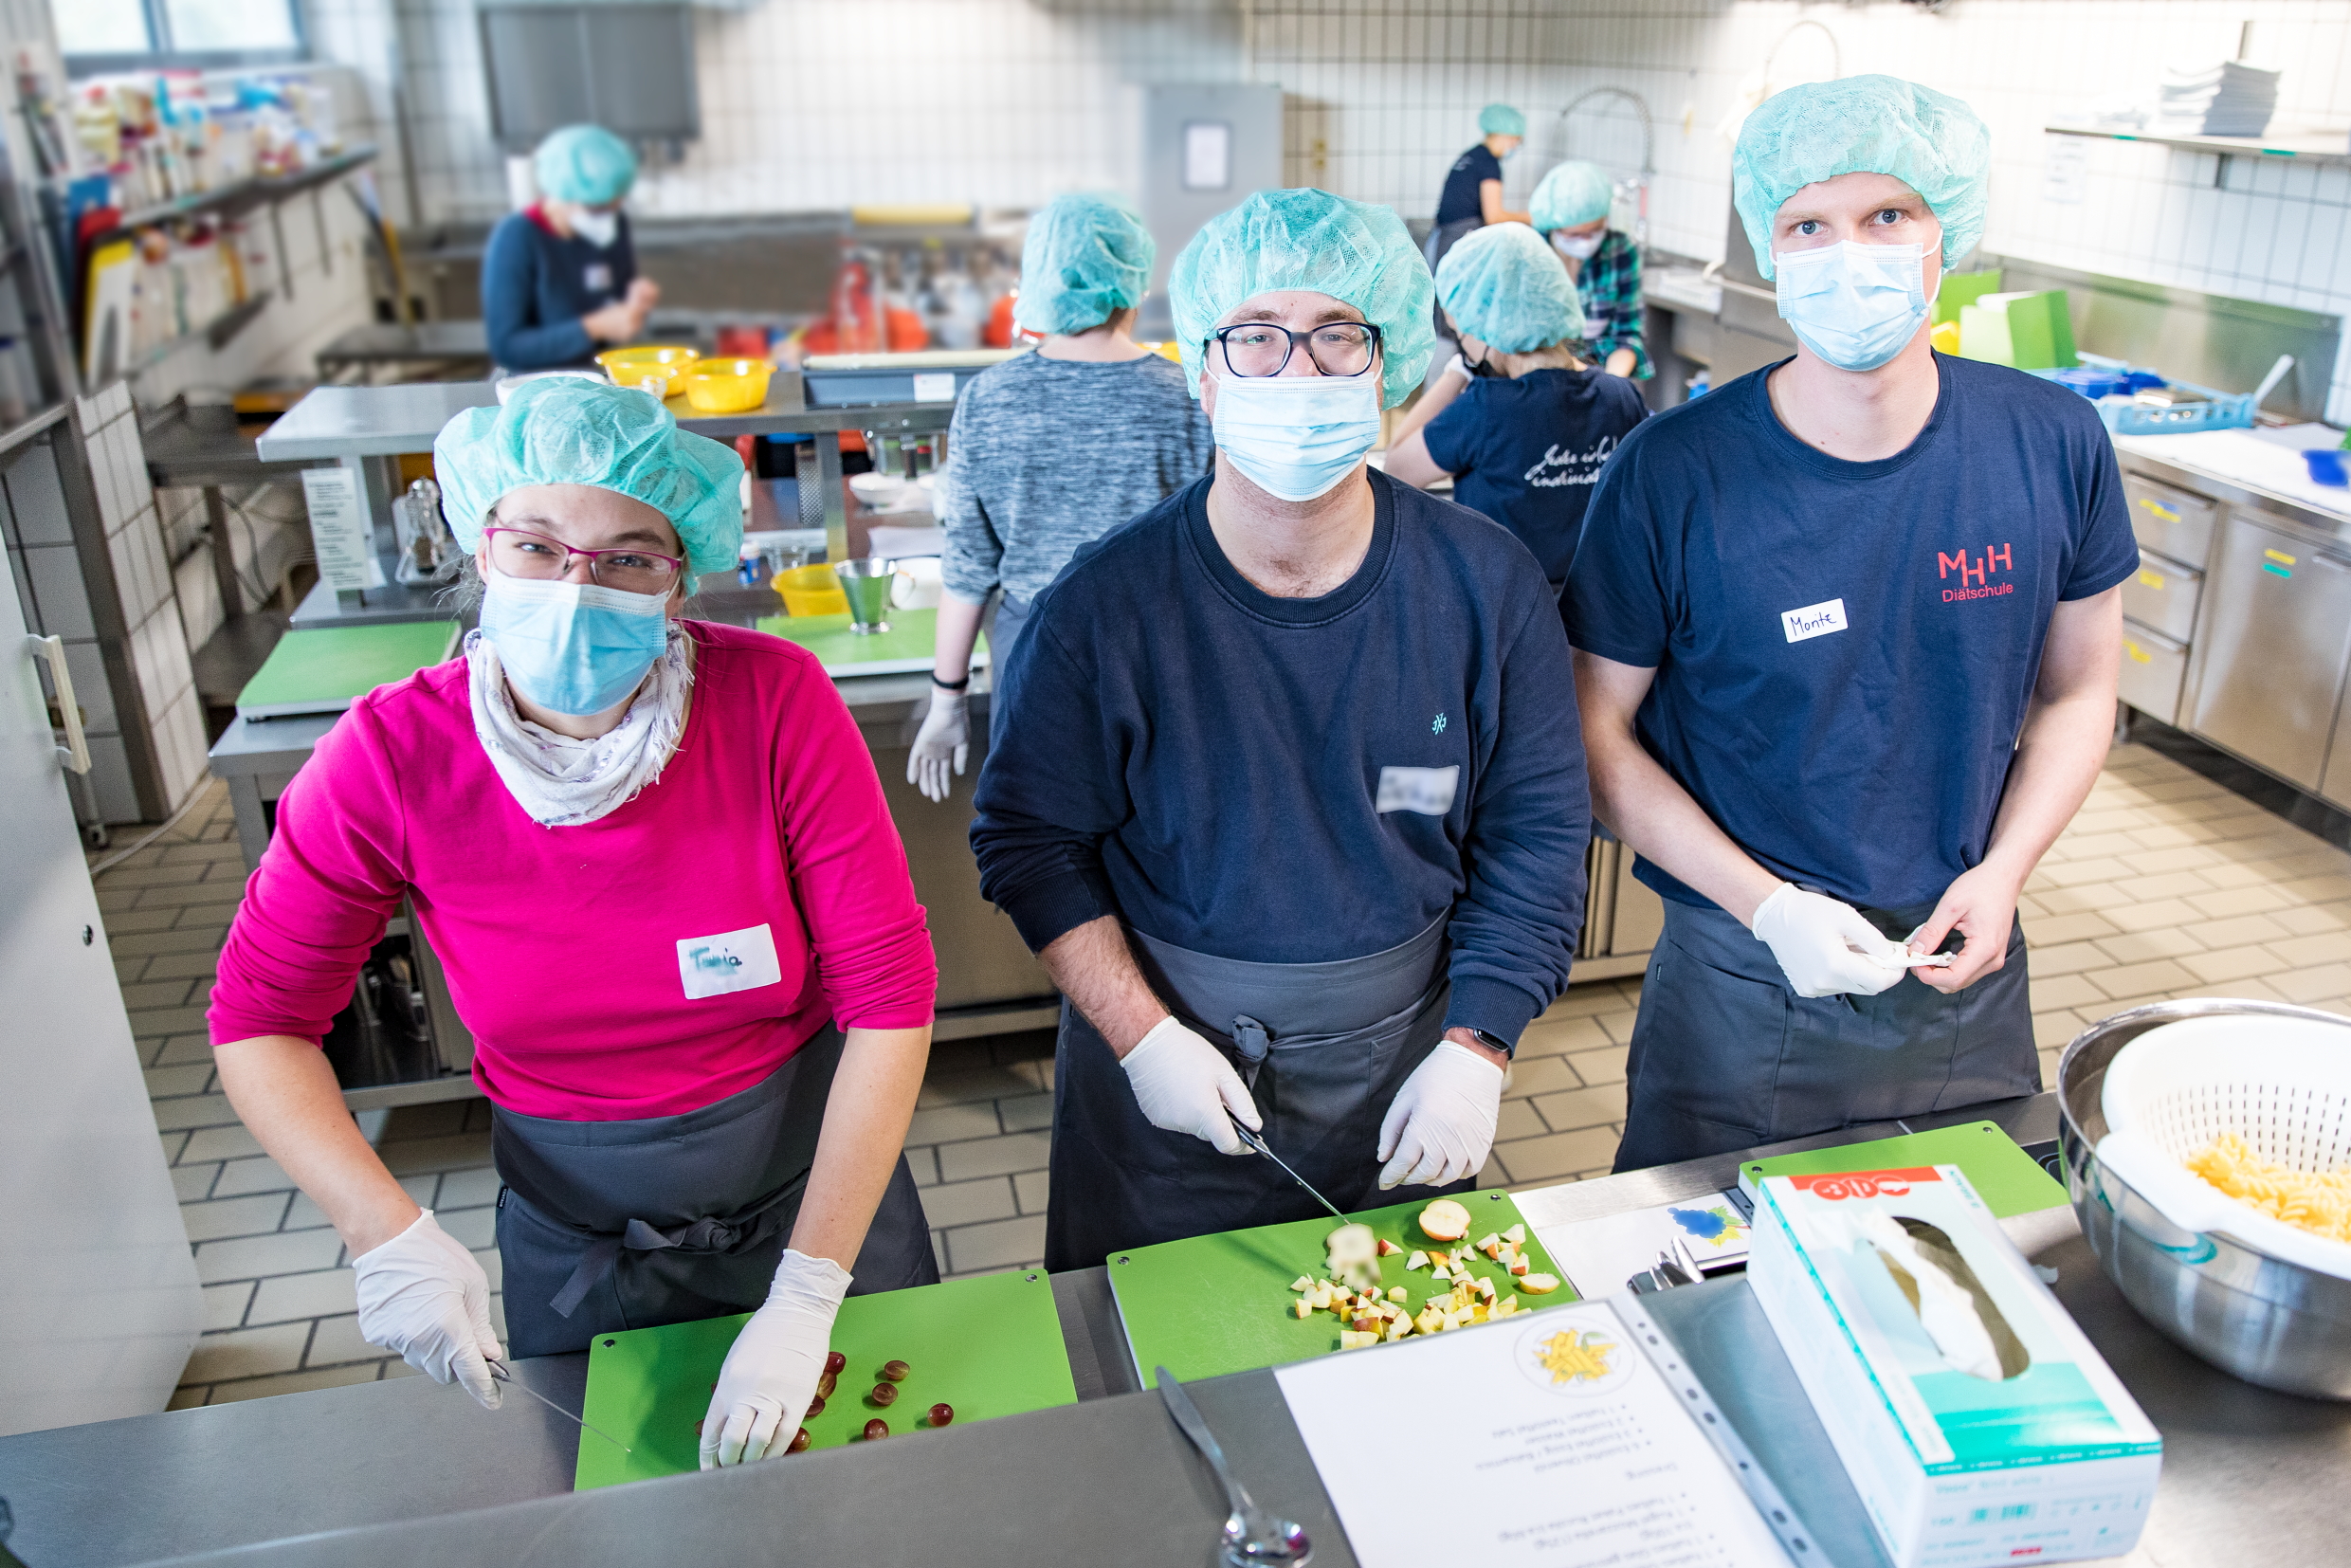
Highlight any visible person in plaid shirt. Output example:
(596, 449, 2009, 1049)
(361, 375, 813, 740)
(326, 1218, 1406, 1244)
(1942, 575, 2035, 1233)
(1531, 161, 1649, 381)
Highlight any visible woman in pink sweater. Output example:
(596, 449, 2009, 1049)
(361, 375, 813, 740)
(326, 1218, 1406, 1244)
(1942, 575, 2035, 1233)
(209, 379, 936, 1469)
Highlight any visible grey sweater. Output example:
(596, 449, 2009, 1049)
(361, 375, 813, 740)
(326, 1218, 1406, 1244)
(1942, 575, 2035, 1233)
(939, 350, 1214, 605)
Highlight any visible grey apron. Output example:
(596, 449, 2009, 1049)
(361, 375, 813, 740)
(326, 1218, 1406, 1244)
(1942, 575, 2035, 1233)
(493, 1024, 939, 1358)
(1043, 918, 1467, 1272)
(1612, 895, 2037, 1173)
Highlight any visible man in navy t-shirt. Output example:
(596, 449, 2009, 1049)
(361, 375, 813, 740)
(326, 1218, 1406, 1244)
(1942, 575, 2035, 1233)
(974, 191, 1589, 1269)
(1564, 77, 2136, 1170)
(1424, 105, 1532, 368)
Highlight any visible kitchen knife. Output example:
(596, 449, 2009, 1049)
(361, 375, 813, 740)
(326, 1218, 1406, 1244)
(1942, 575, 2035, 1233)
(1230, 1120, 1350, 1227)
(487, 1358, 632, 1452)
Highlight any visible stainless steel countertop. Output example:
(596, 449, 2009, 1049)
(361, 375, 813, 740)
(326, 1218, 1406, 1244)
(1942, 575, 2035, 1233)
(6, 1089, 2341, 1566)
(253, 374, 954, 460)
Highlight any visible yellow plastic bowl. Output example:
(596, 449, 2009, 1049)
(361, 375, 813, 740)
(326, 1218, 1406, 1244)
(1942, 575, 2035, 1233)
(775, 563, 848, 617)
(683, 358, 775, 414)
(596, 345, 701, 388)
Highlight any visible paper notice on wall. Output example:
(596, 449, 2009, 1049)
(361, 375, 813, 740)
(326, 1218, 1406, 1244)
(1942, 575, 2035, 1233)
(2043, 135, 2088, 206)
(1276, 1299, 1798, 1567)
(301, 466, 385, 592)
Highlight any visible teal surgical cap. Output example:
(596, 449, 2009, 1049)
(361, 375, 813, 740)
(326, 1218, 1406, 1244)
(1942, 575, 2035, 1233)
(1530, 160, 1613, 234)
(1732, 75, 1990, 281)
(434, 378, 744, 579)
(1013, 192, 1155, 337)
(1478, 103, 1526, 138)
(534, 124, 637, 208)
(1170, 188, 1435, 410)
(1435, 223, 1581, 355)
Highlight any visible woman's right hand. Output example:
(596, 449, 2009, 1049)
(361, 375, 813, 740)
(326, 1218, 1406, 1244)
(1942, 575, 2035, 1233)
(907, 689, 969, 803)
(353, 1211, 504, 1409)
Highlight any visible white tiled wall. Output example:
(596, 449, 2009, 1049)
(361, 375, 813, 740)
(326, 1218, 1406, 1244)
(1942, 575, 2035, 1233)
(1545, 0, 2351, 420)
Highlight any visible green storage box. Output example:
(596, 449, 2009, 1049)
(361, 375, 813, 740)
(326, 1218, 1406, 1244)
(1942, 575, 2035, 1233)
(1959, 289, 2079, 371)
(1929, 268, 2003, 327)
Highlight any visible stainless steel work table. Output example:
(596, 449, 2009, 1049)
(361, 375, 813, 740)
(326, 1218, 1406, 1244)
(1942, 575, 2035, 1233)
(6, 1092, 2342, 1567)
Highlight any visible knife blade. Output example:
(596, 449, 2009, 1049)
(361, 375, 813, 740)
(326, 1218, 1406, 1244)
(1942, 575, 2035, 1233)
(1230, 1119, 1350, 1227)
(487, 1358, 632, 1452)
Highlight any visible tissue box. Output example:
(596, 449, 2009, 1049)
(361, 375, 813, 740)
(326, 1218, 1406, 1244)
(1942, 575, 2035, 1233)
(1749, 1167, 2160, 1568)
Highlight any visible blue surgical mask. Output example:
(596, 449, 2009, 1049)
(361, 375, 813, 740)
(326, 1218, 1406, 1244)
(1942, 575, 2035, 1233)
(1211, 372, 1382, 501)
(571, 208, 620, 249)
(479, 569, 668, 716)
(1772, 241, 1934, 373)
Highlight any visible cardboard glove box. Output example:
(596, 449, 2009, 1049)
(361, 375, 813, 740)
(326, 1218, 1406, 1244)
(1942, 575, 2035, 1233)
(1749, 1166, 2160, 1568)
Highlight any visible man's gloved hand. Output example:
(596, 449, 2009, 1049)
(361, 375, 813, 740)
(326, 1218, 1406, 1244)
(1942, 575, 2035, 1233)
(1377, 1040, 1504, 1189)
(701, 1249, 851, 1468)
(1750, 883, 1909, 998)
(906, 688, 970, 804)
(353, 1211, 503, 1410)
(1121, 1015, 1261, 1155)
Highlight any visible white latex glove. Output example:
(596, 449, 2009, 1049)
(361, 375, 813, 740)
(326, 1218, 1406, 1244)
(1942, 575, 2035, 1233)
(1377, 1040, 1504, 1189)
(1750, 883, 1909, 999)
(906, 688, 970, 804)
(701, 1249, 850, 1468)
(352, 1211, 502, 1410)
(1121, 1015, 1261, 1156)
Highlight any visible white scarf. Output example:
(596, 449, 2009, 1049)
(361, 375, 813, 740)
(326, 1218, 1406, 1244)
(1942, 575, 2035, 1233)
(465, 626, 694, 828)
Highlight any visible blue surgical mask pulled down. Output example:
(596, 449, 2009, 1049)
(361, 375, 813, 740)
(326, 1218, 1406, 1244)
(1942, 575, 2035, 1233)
(479, 569, 668, 716)
(1211, 372, 1382, 502)
(1773, 241, 1935, 374)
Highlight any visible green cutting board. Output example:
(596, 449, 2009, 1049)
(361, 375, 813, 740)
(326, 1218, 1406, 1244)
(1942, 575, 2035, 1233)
(755, 608, 988, 676)
(1106, 1190, 1571, 1389)
(574, 1268, 1077, 1489)
(1736, 1121, 2066, 1219)
(234, 621, 458, 718)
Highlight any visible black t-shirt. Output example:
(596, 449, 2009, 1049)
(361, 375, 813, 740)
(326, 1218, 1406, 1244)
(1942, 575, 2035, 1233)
(1564, 353, 2140, 913)
(1435, 144, 1503, 226)
(1420, 367, 1649, 586)
(971, 469, 1591, 1044)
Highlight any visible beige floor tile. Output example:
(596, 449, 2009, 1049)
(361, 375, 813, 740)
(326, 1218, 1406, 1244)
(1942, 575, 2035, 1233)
(1516, 1014, 1615, 1057)
(2178, 945, 2291, 985)
(2027, 941, 2111, 978)
(2088, 958, 2202, 998)
(2264, 932, 2351, 969)
(2280, 874, 2351, 905)
(2266, 964, 2351, 1005)
(2107, 870, 2219, 903)
(178, 1192, 292, 1243)
(1494, 1099, 1547, 1141)
(2192, 861, 2272, 890)
(181, 1322, 312, 1383)
(191, 1229, 346, 1285)
(2029, 974, 2108, 1012)
(203, 1364, 386, 1404)
(2030, 884, 2127, 917)
(1531, 1084, 1628, 1133)
(1013, 1169, 1049, 1215)
(1566, 1045, 1631, 1086)
(2032, 1010, 2086, 1049)
(2090, 929, 2207, 965)
(917, 1177, 1021, 1231)
(2021, 911, 2122, 946)
(1542, 983, 1641, 1020)
(2272, 901, 2351, 936)
(2184, 884, 2294, 920)
(2099, 898, 2205, 934)
(1503, 1056, 1583, 1097)
(2048, 830, 2142, 862)
(202, 1281, 254, 1332)
(936, 1130, 1051, 1183)
(248, 1268, 360, 1325)
(2179, 914, 2295, 948)
(2126, 845, 2226, 875)
(2038, 856, 2137, 889)
(2121, 822, 2199, 849)
(903, 1103, 1003, 1147)
(1491, 1127, 1622, 1184)
(2068, 807, 2157, 835)
(944, 1214, 1047, 1274)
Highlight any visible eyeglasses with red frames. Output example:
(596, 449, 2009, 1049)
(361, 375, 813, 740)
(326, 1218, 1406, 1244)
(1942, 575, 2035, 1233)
(483, 525, 686, 595)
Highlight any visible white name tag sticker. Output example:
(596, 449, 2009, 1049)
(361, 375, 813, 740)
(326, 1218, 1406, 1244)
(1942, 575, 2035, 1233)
(678, 923, 784, 1000)
(1376, 765, 1460, 816)
(1780, 597, 1849, 644)
(911, 372, 957, 402)
(583, 263, 612, 293)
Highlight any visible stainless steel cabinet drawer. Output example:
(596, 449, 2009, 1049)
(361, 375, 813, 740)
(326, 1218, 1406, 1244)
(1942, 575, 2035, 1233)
(2119, 547, 2202, 641)
(2119, 622, 2189, 726)
(2188, 513, 2351, 791)
(2123, 471, 2218, 566)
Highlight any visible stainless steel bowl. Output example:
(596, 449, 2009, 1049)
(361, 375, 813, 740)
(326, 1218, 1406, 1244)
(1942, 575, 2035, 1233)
(2058, 997, 2351, 1401)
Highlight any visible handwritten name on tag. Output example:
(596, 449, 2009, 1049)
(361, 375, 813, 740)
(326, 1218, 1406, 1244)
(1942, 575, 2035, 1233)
(677, 923, 784, 1000)
(1780, 598, 1848, 644)
(1376, 765, 1460, 815)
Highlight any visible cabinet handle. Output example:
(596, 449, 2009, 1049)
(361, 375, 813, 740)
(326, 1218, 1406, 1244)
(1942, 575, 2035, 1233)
(23, 634, 91, 775)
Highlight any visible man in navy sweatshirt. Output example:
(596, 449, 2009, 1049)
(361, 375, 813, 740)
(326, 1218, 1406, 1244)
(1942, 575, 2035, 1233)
(971, 190, 1590, 1271)
(483, 124, 659, 372)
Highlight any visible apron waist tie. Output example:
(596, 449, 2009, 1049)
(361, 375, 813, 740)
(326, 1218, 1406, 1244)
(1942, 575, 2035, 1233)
(541, 1203, 795, 1319)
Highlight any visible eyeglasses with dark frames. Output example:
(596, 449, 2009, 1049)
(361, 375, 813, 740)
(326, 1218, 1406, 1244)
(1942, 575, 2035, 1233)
(1205, 320, 1384, 379)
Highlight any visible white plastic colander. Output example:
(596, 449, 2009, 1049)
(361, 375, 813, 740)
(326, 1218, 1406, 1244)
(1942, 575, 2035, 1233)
(2096, 1014, 2351, 1281)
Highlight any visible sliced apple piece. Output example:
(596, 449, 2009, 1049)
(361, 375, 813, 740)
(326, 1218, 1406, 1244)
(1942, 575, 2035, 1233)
(1375, 1237, 1403, 1257)
(1387, 1285, 1407, 1304)
(1502, 1223, 1526, 1245)
(1516, 1272, 1563, 1295)
(1290, 1275, 1316, 1292)
(1508, 1255, 1531, 1276)
(1417, 1198, 1474, 1243)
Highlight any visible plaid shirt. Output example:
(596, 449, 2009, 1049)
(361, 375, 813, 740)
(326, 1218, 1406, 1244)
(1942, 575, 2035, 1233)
(1575, 228, 1649, 380)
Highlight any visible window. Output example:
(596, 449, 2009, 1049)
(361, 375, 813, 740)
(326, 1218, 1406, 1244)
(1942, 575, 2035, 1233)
(51, 0, 304, 69)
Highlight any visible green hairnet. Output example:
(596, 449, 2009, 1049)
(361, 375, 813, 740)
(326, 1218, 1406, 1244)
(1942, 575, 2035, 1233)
(534, 125, 637, 208)
(434, 378, 743, 578)
(1530, 161, 1613, 234)
(1478, 103, 1526, 138)
(1731, 75, 1989, 281)
(1169, 189, 1434, 410)
(1434, 223, 1581, 355)
(1013, 193, 1156, 337)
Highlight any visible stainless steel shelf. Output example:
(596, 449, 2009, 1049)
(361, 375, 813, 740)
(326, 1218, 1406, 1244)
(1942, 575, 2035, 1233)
(82, 145, 380, 246)
(2045, 122, 2351, 166)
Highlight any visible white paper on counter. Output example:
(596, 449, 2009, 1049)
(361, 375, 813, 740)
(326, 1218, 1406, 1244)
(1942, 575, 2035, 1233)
(300, 466, 386, 592)
(1276, 1300, 1795, 1568)
(1538, 1194, 1752, 1300)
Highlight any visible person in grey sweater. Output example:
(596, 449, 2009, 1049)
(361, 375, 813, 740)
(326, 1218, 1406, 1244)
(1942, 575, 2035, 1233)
(909, 193, 1213, 803)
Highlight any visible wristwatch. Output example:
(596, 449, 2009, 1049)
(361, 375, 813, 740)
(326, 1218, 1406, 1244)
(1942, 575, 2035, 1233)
(1465, 1027, 1515, 1061)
